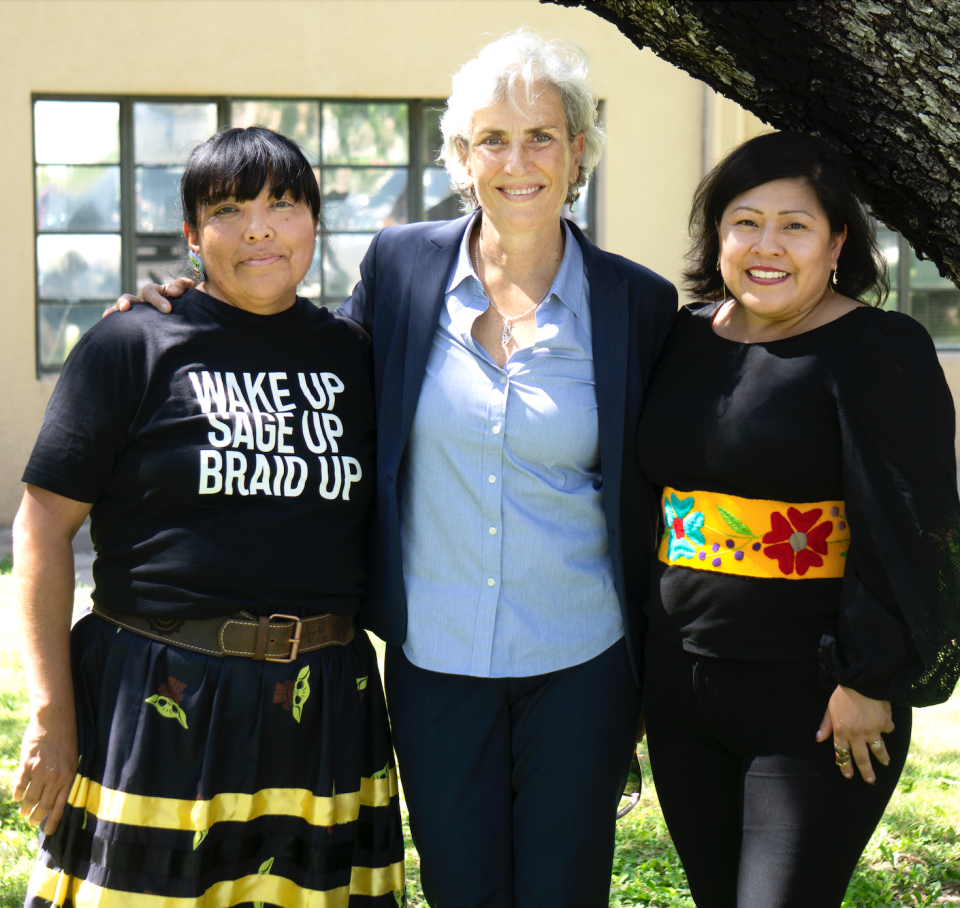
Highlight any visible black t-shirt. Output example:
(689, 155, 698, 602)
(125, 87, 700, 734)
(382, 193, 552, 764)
(24, 289, 376, 619)
(636, 302, 960, 704)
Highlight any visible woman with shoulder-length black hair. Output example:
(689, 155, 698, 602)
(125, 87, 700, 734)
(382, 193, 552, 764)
(636, 130, 960, 907)
(13, 126, 405, 907)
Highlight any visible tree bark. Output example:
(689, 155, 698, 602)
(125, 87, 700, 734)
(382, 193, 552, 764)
(544, 0, 960, 287)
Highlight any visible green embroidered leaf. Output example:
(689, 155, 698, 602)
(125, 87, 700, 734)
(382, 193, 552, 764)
(145, 694, 189, 729)
(356, 675, 368, 691)
(394, 889, 405, 906)
(840, 550, 848, 558)
(332, 780, 336, 797)
(292, 666, 311, 724)
(716, 506, 755, 538)
(82, 809, 88, 831)
(193, 829, 208, 850)
(258, 857, 274, 875)
(371, 762, 390, 780)
(116, 627, 121, 633)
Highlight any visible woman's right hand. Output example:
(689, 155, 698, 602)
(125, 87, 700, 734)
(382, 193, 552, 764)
(103, 277, 195, 318)
(13, 705, 79, 834)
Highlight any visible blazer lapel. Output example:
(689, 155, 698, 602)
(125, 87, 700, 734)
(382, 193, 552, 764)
(398, 215, 472, 454)
(577, 226, 629, 538)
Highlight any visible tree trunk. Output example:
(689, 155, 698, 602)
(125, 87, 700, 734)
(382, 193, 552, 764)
(544, 0, 960, 287)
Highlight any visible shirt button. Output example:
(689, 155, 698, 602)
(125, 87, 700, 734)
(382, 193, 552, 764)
(489, 526, 497, 535)
(492, 425, 501, 434)
(488, 475, 496, 483)
(499, 376, 506, 385)
(487, 577, 495, 586)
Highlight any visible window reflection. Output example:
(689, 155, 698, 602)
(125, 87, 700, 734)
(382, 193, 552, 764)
(323, 168, 408, 230)
(134, 103, 217, 166)
(423, 168, 459, 221)
(37, 234, 121, 300)
(38, 303, 106, 370)
(34, 101, 119, 164)
(36, 165, 120, 232)
(322, 103, 409, 165)
(232, 101, 320, 165)
(136, 166, 184, 233)
(323, 234, 375, 300)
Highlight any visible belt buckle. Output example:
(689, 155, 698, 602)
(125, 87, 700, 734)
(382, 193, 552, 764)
(264, 613, 303, 663)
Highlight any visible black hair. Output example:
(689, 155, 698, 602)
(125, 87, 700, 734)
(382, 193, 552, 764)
(684, 131, 889, 306)
(180, 126, 322, 230)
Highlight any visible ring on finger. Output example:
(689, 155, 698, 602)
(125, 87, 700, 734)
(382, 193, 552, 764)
(870, 739, 883, 751)
(834, 744, 851, 766)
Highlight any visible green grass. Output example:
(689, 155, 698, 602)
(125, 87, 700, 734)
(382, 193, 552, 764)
(1, 578, 957, 906)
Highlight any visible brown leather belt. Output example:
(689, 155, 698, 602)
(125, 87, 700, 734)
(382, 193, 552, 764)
(91, 603, 354, 661)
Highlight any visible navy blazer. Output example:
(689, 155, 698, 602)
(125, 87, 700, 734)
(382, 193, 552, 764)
(339, 214, 677, 685)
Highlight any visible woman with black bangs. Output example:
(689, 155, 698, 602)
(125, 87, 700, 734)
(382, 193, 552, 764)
(13, 127, 405, 907)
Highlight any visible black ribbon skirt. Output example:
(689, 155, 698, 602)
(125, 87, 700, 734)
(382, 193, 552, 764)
(26, 612, 405, 907)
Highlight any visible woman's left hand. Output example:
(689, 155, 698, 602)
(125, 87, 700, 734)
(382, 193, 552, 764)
(816, 685, 894, 784)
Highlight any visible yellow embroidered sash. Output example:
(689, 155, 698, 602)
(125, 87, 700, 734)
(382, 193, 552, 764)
(658, 487, 849, 580)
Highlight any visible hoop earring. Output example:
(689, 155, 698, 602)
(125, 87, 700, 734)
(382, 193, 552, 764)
(188, 249, 205, 283)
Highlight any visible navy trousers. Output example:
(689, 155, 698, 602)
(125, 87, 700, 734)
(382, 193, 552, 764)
(385, 638, 641, 908)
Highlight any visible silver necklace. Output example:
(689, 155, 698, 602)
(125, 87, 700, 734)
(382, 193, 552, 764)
(474, 239, 549, 349)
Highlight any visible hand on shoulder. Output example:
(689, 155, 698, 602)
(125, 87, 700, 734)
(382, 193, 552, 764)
(103, 278, 195, 318)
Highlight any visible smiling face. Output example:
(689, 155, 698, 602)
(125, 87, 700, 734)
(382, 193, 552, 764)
(463, 83, 584, 241)
(184, 186, 318, 315)
(719, 177, 846, 325)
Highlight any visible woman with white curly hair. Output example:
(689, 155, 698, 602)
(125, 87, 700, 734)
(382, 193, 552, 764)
(116, 29, 677, 906)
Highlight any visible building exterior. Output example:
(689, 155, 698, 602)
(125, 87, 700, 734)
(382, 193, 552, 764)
(0, 0, 957, 523)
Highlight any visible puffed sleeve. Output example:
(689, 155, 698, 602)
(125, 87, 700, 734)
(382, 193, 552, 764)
(819, 310, 960, 706)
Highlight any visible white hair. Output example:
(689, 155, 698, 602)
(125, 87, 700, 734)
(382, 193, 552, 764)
(439, 29, 606, 208)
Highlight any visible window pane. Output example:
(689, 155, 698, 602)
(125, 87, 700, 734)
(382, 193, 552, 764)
(37, 234, 121, 300)
(423, 167, 459, 221)
(137, 166, 184, 233)
(323, 168, 408, 230)
(909, 290, 960, 342)
(134, 103, 217, 165)
(322, 103, 408, 165)
(323, 233, 375, 300)
(423, 104, 444, 164)
(232, 101, 320, 166)
(298, 241, 321, 301)
(907, 248, 960, 342)
(137, 237, 186, 287)
(38, 302, 106, 370)
(36, 165, 120, 232)
(34, 101, 120, 165)
(875, 223, 899, 310)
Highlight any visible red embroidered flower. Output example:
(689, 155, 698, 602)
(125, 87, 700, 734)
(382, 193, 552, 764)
(762, 508, 832, 576)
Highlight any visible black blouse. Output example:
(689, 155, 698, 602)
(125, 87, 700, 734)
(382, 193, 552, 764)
(636, 302, 960, 706)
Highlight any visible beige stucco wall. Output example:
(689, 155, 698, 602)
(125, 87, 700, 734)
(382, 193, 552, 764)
(0, 0, 712, 522)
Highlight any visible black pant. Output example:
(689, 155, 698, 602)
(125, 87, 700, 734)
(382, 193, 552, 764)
(385, 638, 642, 908)
(643, 636, 911, 908)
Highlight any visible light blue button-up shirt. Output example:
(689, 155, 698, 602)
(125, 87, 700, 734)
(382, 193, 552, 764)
(399, 215, 624, 678)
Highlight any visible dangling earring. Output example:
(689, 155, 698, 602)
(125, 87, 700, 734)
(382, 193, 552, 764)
(569, 188, 580, 214)
(188, 249, 204, 283)
(717, 259, 731, 302)
(831, 264, 839, 288)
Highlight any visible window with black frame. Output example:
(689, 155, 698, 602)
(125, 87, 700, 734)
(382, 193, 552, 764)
(875, 222, 960, 347)
(32, 96, 597, 373)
